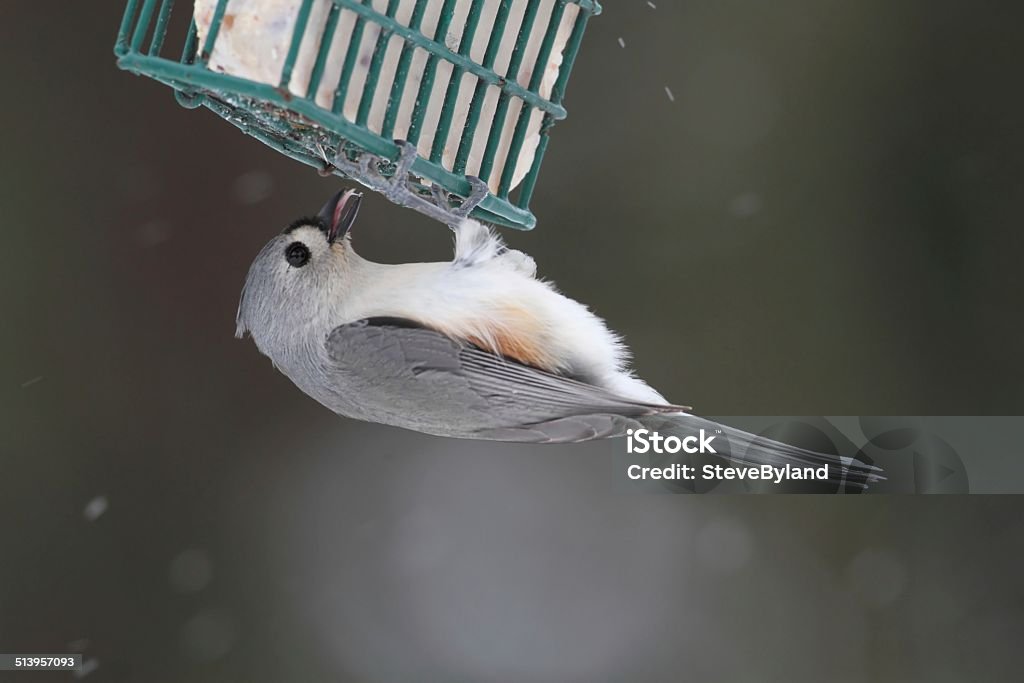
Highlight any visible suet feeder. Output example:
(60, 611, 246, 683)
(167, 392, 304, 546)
(114, 0, 601, 229)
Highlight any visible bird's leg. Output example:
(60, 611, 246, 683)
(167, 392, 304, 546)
(358, 152, 375, 178)
(430, 182, 449, 207)
(391, 140, 418, 182)
(453, 177, 488, 218)
(378, 140, 419, 205)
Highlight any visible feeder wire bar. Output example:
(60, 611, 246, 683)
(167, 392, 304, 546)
(333, 0, 370, 115)
(280, 0, 317, 89)
(357, 0, 403, 126)
(429, 0, 487, 164)
(499, 0, 568, 198)
(116, 0, 141, 55)
(516, 7, 592, 207)
(477, 0, 543, 182)
(149, 0, 175, 55)
(307, 2, 342, 98)
(337, 0, 566, 119)
(198, 0, 230, 63)
(381, 0, 430, 139)
(406, 0, 459, 145)
(130, 0, 161, 52)
(454, 0, 512, 174)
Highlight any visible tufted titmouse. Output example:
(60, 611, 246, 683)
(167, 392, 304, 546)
(236, 189, 882, 490)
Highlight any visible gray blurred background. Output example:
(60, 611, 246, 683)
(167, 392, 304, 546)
(2, 1, 1024, 680)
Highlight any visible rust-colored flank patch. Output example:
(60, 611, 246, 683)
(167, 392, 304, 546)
(439, 304, 557, 373)
(465, 330, 554, 372)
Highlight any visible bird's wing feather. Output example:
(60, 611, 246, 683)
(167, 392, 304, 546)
(324, 318, 680, 442)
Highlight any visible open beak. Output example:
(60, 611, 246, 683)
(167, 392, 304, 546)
(318, 189, 363, 244)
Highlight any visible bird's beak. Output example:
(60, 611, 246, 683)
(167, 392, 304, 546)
(318, 189, 363, 244)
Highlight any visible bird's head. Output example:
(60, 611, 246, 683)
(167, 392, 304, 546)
(236, 189, 363, 351)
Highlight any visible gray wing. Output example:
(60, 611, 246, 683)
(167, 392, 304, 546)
(324, 318, 680, 443)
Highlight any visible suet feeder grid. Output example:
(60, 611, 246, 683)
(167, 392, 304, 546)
(115, 0, 601, 230)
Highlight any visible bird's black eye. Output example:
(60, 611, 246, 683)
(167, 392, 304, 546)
(285, 242, 311, 268)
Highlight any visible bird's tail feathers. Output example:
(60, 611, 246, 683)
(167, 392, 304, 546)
(641, 413, 884, 492)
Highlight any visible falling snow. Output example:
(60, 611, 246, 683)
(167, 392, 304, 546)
(135, 220, 171, 248)
(73, 658, 99, 679)
(617, 37, 626, 48)
(169, 549, 214, 594)
(83, 496, 108, 522)
(68, 639, 90, 652)
(730, 193, 764, 218)
(232, 170, 275, 205)
(20, 376, 43, 388)
(664, 86, 675, 102)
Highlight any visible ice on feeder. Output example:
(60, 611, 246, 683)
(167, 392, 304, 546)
(193, 0, 580, 194)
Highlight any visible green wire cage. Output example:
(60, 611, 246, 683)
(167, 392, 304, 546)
(115, 0, 601, 229)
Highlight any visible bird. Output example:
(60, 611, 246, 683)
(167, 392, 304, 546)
(236, 189, 882, 491)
